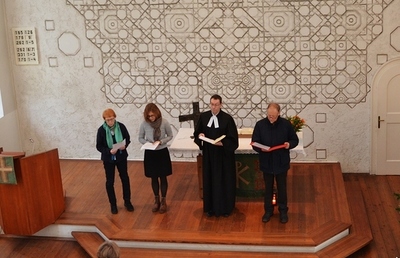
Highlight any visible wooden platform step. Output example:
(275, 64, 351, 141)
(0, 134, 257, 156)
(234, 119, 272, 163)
(71, 230, 319, 257)
(315, 175, 373, 257)
(71, 231, 104, 258)
(71, 175, 372, 258)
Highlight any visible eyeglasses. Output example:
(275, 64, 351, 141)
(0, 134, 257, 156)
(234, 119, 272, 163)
(147, 114, 155, 118)
(210, 103, 221, 107)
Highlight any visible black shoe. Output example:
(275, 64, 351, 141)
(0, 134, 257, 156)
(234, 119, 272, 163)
(262, 212, 273, 223)
(206, 211, 214, 217)
(111, 205, 118, 214)
(124, 202, 134, 212)
(223, 213, 230, 217)
(279, 207, 289, 224)
(280, 213, 288, 224)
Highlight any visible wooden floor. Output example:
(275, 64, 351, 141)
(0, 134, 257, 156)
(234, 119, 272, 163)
(1, 160, 399, 257)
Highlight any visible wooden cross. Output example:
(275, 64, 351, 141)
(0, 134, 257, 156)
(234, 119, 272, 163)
(0, 157, 13, 183)
(179, 102, 201, 128)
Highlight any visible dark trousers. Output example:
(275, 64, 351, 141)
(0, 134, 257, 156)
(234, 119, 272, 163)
(103, 160, 131, 205)
(263, 171, 288, 213)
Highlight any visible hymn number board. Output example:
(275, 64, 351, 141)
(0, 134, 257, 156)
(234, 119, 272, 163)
(12, 27, 39, 65)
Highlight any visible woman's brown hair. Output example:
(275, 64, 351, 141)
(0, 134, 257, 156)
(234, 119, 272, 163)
(143, 103, 162, 123)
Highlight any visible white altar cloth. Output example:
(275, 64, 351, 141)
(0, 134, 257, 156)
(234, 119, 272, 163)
(170, 128, 305, 156)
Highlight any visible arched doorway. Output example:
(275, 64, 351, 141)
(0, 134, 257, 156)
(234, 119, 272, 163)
(372, 57, 400, 175)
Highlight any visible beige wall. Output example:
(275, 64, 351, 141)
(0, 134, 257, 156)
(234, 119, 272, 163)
(2, 0, 400, 172)
(0, 0, 21, 151)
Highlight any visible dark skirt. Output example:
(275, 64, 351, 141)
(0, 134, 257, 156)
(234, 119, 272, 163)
(144, 148, 172, 178)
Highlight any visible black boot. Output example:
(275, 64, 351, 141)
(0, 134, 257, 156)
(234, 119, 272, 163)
(124, 201, 134, 212)
(262, 211, 273, 223)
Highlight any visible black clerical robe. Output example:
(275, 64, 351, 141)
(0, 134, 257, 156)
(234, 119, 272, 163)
(194, 110, 239, 216)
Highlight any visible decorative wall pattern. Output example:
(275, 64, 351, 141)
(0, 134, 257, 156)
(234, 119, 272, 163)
(4, 0, 400, 172)
(66, 0, 393, 128)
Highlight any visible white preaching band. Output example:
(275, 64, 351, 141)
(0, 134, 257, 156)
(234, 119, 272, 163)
(207, 114, 219, 128)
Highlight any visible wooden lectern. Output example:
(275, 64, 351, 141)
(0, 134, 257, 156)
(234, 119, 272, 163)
(0, 148, 65, 235)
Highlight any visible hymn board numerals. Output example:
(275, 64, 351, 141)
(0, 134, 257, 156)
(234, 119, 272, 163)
(12, 27, 39, 65)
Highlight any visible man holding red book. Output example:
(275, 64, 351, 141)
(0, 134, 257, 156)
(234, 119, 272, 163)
(251, 103, 299, 224)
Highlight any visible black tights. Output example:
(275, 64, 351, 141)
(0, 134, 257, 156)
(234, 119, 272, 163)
(151, 176, 168, 197)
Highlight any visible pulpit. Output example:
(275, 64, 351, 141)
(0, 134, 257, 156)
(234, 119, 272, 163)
(0, 148, 65, 235)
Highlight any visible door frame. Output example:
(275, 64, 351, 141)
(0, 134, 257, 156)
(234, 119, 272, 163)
(371, 57, 400, 175)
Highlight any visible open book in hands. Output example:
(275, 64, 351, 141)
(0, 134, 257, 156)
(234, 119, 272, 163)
(199, 135, 226, 145)
(140, 141, 160, 150)
(250, 142, 287, 152)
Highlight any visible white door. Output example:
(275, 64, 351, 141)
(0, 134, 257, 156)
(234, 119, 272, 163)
(372, 57, 400, 175)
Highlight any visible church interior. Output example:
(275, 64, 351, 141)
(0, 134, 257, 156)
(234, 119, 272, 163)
(1, 0, 400, 257)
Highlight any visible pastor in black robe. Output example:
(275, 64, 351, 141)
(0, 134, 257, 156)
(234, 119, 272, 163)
(194, 110, 239, 217)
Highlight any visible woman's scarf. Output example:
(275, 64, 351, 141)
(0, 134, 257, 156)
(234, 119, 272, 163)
(103, 121, 123, 148)
(150, 117, 162, 141)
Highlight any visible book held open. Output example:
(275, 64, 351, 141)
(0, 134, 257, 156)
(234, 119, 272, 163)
(250, 142, 287, 152)
(199, 135, 226, 145)
(140, 141, 160, 150)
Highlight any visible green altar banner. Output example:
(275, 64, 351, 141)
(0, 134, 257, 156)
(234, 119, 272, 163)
(235, 154, 264, 198)
(0, 157, 17, 185)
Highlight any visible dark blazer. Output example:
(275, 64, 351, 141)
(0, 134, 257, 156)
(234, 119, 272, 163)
(252, 116, 299, 174)
(96, 122, 131, 162)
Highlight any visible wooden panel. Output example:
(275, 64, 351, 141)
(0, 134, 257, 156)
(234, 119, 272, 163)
(0, 157, 31, 234)
(0, 202, 2, 230)
(20, 149, 65, 234)
(0, 152, 25, 158)
(0, 235, 90, 258)
(72, 231, 104, 258)
(317, 174, 373, 257)
(0, 149, 64, 235)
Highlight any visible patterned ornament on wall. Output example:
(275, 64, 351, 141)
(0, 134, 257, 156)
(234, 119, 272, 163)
(65, 0, 393, 125)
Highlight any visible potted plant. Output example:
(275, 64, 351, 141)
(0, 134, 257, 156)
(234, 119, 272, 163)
(287, 115, 306, 133)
